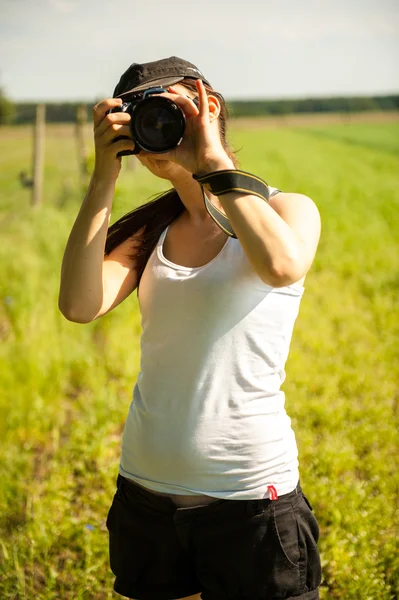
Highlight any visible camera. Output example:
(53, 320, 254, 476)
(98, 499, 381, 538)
(108, 86, 187, 156)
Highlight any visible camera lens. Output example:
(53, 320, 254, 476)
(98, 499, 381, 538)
(131, 97, 185, 153)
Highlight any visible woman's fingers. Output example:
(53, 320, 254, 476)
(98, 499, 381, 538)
(97, 122, 132, 145)
(196, 79, 209, 122)
(92, 98, 123, 128)
(105, 124, 132, 146)
(112, 137, 136, 154)
(92, 99, 136, 175)
(92, 100, 135, 156)
(158, 89, 199, 118)
(95, 111, 131, 138)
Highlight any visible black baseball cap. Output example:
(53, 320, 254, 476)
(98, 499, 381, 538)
(113, 56, 212, 98)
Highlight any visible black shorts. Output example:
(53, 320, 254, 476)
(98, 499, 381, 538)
(106, 474, 322, 600)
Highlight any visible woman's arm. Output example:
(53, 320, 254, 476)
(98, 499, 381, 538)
(58, 97, 137, 323)
(58, 179, 143, 323)
(200, 156, 321, 287)
(59, 176, 115, 322)
(213, 184, 321, 287)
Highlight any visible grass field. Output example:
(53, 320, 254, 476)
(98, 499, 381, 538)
(0, 115, 398, 599)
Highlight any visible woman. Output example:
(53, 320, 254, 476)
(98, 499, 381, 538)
(59, 56, 322, 600)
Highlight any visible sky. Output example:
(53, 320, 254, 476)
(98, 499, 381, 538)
(0, 0, 398, 102)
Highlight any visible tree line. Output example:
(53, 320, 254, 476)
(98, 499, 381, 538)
(228, 95, 399, 117)
(0, 89, 398, 124)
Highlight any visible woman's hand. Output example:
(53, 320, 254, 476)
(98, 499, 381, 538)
(92, 98, 136, 183)
(146, 80, 234, 176)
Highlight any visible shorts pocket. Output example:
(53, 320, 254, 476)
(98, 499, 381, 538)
(272, 502, 301, 567)
(256, 503, 302, 597)
(296, 494, 322, 591)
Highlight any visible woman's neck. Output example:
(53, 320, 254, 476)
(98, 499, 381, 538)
(169, 170, 223, 227)
(169, 171, 208, 225)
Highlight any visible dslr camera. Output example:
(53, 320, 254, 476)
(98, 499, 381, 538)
(109, 86, 194, 156)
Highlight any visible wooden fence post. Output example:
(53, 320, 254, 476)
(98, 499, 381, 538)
(32, 104, 45, 207)
(76, 104, 90, 187)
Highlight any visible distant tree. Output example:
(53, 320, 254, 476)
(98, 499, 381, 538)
(350, 97, 378, 111)
(273, 100, 294, 115)
(0, 88, 16, 124)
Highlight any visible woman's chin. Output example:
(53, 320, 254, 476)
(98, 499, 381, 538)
(139, 156, 181, 179)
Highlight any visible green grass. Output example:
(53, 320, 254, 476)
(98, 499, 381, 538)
(0, 119, 398, 599)
(300, 122, 399, 155)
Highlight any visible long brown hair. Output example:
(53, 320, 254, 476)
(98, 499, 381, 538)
(104, 79, 238, 286)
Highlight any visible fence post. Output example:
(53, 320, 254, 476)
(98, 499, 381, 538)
(32, 104, 45, 207)
(76, 104, 90, 187)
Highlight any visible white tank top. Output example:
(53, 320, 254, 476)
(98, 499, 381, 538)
(119, 196, 304, 500)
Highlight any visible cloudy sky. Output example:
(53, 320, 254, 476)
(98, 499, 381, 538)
(1, 0, 398, 101)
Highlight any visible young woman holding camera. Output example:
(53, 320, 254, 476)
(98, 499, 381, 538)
(59, 57, 322, 600)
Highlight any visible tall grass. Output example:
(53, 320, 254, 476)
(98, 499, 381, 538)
(0, 120, 398, 598)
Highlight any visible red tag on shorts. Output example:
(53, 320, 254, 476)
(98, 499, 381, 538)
(267, 485, 278, 500)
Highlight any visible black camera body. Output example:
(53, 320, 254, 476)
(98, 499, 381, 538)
(108, 86, 186, 156)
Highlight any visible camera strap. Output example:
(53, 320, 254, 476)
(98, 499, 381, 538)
(192, 170, 271, 238)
